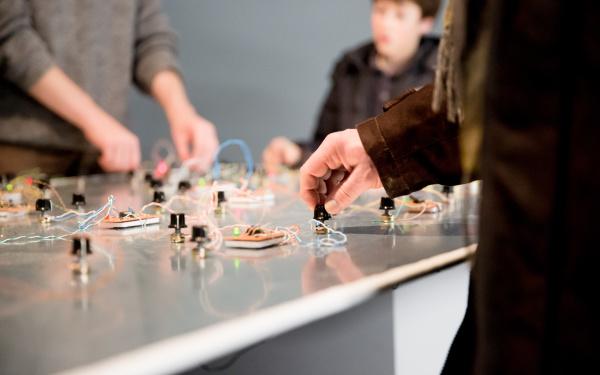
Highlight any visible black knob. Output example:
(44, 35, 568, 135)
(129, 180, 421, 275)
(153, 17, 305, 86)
(313, 205, 331, 222)
(3, 172, 15, 183)
(35, 198, 51, 212)
(443, 186, 453, 196)
(150, 179, 163, 188)
(379, 197, 395, 210)
(72, 237, 92, 255)
(144, 172, 153, 183)
(168, 213, 187, 229)
(217, 191, 226, 204)
(178, 180, 191, 192)
(191, 225, 207, 242)
(409, 195, 423, 203)
(72, 193, 86, 206)
(119, 210, 135, 219)
(153, 191, 165, 203)
(36, 178, 50, 190)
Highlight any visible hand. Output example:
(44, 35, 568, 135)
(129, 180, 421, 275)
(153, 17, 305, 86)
(26, 66, 141, 172)
(82, 116, 141, 172)
(262, 137, 302, 168)
(168, 109, 219, 171)
(299, 129, 382, 215)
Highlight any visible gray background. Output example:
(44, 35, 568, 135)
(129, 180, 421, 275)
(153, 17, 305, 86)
(130, 0, 446, 163)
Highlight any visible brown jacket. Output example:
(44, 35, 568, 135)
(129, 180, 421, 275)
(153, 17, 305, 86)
(357, 83, 461, 198)
(356, 0, 600, 373)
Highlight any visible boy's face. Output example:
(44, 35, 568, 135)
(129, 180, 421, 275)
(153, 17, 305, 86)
(371, 0, 434, 59)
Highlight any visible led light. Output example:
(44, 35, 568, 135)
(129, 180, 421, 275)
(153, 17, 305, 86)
(6, 184, 13, 191)
(198, 177, 205, 186)
(156, 162, 168, 175)
(26, 178, 33, 186)
(233, 227, 240, 238)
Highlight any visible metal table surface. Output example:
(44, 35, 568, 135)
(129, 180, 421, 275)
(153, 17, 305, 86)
(0, 173, 479, 375)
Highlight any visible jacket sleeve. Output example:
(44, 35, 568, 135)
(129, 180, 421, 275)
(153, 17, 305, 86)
(133, 0, 182, 94)
(356, 83, 462, 198)
(0, 0, 55, 91)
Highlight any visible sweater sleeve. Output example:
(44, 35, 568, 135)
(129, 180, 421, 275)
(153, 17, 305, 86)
(133, 0, 181, 94)
(356, 83, 462, 198)
(0, 0, 55, 91)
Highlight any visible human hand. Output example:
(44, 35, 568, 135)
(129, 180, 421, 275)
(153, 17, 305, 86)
(299, 129, 382, 215)
(168, 109, 219, 171)
(82, 116, 141, 172)
(262, 136, 302, 168)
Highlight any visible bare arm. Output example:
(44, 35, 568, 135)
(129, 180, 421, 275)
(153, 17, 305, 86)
(28, 66, 141, 172)
(151, 70, 218, 169)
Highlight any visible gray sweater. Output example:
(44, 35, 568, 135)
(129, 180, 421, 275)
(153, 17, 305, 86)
(0, 0, 180, 153)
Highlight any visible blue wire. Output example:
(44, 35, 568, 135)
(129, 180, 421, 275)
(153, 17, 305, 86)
(213, 139, 254, 181)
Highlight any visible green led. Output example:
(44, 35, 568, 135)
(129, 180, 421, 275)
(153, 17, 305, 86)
(233, 227, 240, 238)
(198, 177, 206, 186)
(6, 184, 13, 191)
(235, 259, 240, 269)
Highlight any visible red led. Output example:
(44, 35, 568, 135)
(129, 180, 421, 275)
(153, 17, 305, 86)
(26, 177, 33, 186)
(156, 162, 168, 175)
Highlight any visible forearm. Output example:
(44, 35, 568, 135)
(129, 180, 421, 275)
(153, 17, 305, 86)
(150, 70, 195, 120)
(27, 66, 117, 134)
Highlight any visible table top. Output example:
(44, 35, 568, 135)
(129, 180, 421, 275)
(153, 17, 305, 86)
(0, 173, 479, 375)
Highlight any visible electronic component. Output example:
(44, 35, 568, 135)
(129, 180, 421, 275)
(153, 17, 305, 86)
(408, 196, 442, 213)
(228, 189, 275, 206)
(0, 205, 28, 218)
(71, 193, 86, 207)
(178, 180, 191, 193)
(224, 227, 285, 249)
(443, 185, 453, 198)
(313, 205, 331, 234)
(214, 191, 226, 214)
(191, 225, 208, 259)
(379, 197, 395, 223)
(153, 190, 165, 203)
(150, 179, 163, 189)
(1, 191, 23, 205)
(97, 213, 160, 229)
(71, 237, 92, 275)
(35, 198, 52, 223)
(168, 213, 187, 243)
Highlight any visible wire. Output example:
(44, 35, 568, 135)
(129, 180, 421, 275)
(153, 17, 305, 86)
(0, 195, 116, 245)
(308, 219, 348, 247)
(200, 341, 265, 372)
(213, 139, 254, 182)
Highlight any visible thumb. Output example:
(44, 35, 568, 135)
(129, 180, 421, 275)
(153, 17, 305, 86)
(324, 167, 371, 215)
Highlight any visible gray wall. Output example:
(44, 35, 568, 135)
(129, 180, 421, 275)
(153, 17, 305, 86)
(130, 0, 446, 163)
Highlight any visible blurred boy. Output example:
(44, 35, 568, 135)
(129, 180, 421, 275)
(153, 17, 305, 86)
(263, 0, 441, 168)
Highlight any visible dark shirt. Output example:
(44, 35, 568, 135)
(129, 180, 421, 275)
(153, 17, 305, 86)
(299, 37, 438, 159)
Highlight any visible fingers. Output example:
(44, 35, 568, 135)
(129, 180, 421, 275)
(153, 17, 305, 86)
(323, 166, 371, 214)
(262, 143, 283, 167)
(299, 134, 345, 210)
(98, 136, 141, 172)
(172, 131, 191, 162)
(263, 137, 301, 168)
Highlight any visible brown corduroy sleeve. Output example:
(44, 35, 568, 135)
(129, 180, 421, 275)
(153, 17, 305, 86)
(356, 83, 462, 198)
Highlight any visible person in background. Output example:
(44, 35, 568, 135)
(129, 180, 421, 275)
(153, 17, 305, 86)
(0, 0, 219, 176)
(299, 0, 600, 373)
(262, 0, 441, 168)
